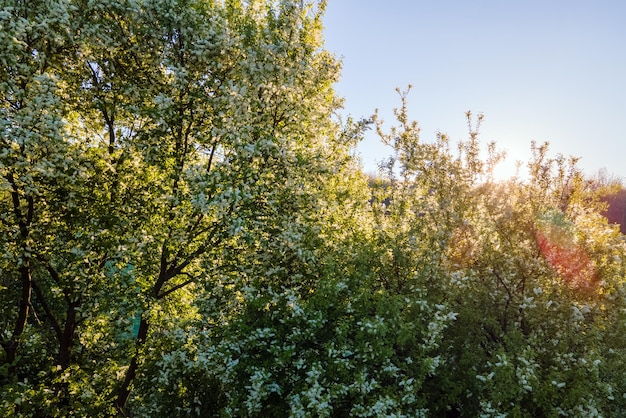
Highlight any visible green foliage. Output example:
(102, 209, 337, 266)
(2, 1, 626, 416)
(1, 0, 350, 415)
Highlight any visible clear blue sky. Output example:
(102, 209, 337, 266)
(322, 1, 626, 180)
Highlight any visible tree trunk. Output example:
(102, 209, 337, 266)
(114, 315, 149, 414)
(53, 301, 79, 409)
(56, 304, 77, 370)
(3, 264, 32, 377)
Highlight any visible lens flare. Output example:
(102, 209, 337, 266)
(535, 211, 597, 290)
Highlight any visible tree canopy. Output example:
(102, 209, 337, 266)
(2, 1, 626, 417)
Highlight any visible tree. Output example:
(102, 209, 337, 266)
(4, 1, 626, 415)
(369, 91, 626, 416)
(1, 0, 351, 415)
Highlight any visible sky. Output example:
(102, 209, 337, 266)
(322, 1, 626, 180)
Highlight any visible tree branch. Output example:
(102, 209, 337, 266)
(7, 172, 29, 237)
(157, 274, 196, 299)
(36, 255, 71, 305)
(31, 278, 63, 341)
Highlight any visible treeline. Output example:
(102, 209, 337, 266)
(2, 1, 626, 417)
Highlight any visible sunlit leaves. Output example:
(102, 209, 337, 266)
(1, 0, 351, 415)
(3, 0, 626, 416)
